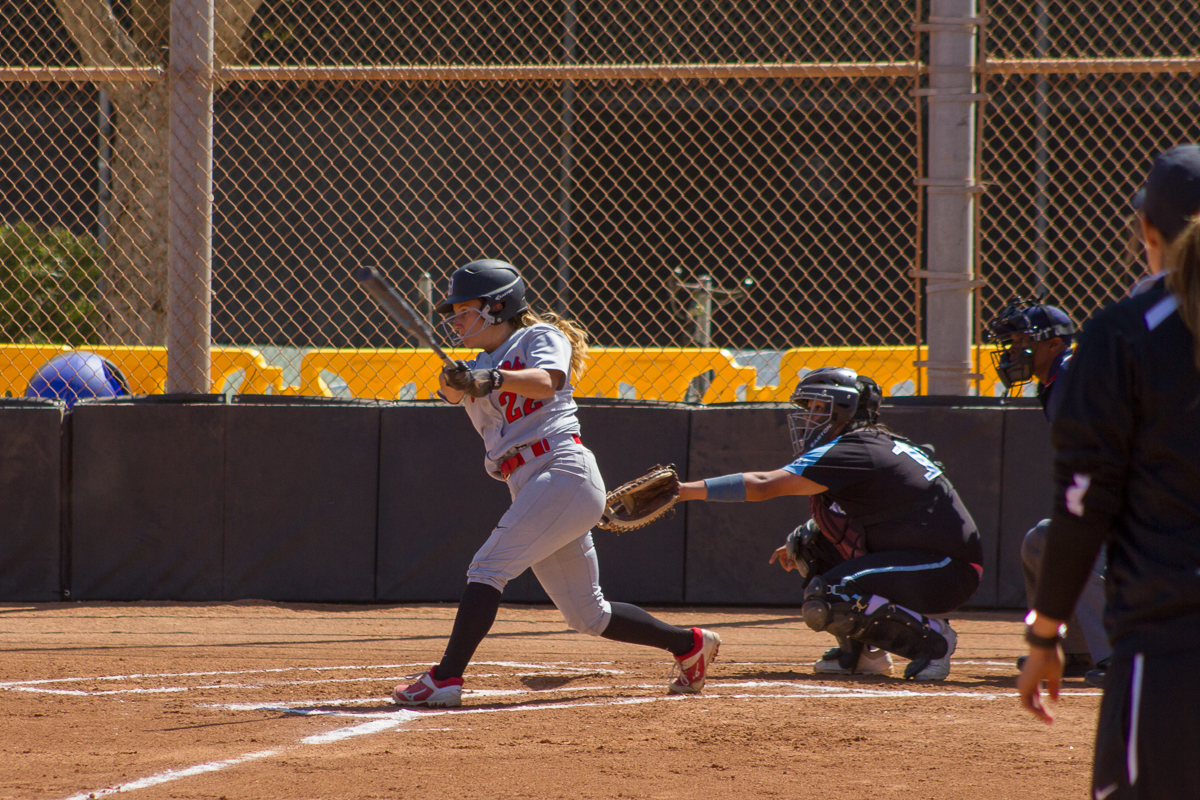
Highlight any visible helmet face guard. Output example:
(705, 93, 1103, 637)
(991, 345, 1035, 390)
(984, 298, 1075, 392)
(440, 306, 489, 347)
(787, 390, 847, 456)
(787, 367, 881, 456)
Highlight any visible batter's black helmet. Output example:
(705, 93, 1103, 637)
(435, 259, 528, 325)
(984, 298, 1075, 390)
(787, 367, 881, 455)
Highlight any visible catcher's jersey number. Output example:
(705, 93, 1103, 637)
(499, 356, 544, 423)
(890, 440, 942, 482)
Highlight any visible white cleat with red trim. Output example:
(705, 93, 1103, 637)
(393, 668, 464, 708)
(669, 627, 721, 694)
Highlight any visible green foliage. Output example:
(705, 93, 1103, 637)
(0, 223, 104, 347)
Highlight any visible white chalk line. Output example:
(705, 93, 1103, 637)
(50, 659, 1098, 800)
(57, 748, 282, 800)
(55, 714, 422, 800)
(3, 663, 624, 697)
(55, 677, 1106, 800)
(201, 679, 1105, 720)
(0, 661, 620, 691)
(52, 697, 670, 800)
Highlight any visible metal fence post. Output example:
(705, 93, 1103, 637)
(166, 0, 214, 393)
(555, 0, 579, 316)
(921, 0, 981, 395)
(1033, 0, 1051, 297)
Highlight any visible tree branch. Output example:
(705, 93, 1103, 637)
(54, 0, 152, 69)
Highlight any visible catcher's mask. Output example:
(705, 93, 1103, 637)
(787, 367, 881, 456)
(983, 299, 1075, 391)
(436, 259, 528, 345)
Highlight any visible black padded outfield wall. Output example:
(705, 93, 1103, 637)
(50, 400, 1052, 606)
(685, 404, 809, 605)
(0, 399, 65, 601)
(375, 403, 513, 603)
(70, 397, 226, 601)
(375, 400, 691, 605)
(223, 399, 380, 602)
(997, 407, 1054, 607)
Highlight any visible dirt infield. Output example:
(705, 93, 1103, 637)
(0, 603, 1098, 800)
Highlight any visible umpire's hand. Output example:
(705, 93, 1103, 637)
(1017, 643, 1064, 725)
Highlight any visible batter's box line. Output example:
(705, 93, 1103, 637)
(56, 696, 682, 800)
(1, 660, 623, 694)
(55, 684, 1103, 800)
(0, 663, 433, 689)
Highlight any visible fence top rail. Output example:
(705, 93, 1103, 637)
(5, 57, 1198, 85)
(0, 62, 920, 84)
(982, 57, 1200, 75)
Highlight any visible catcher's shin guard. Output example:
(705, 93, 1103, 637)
(801, 578, 947, 662)
(828, 636, 864, 672)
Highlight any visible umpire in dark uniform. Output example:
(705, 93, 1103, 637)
(1018, 144, 1200, 799)
(986, 301, 1112, 681)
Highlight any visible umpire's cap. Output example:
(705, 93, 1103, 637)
(985, 299, 1075, 344)
(1133, 144, 1200, 243)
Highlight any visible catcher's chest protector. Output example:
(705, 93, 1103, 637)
(810, 495, 868, 561)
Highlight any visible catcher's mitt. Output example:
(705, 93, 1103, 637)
(597, 464, 680, 532)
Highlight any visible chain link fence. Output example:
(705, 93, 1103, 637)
(977, 0, 1200, 394)
(1, 0, 1196, 402)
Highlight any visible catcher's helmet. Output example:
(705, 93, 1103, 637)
(787, 367, 882, 456)
(984, 299, 1075, 390)
(435, 259, 528, 325)
(24, 351, 130, 409)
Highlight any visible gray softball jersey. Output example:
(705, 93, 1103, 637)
(460, 323, 581, 479)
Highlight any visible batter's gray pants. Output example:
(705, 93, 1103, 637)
(1022, 518, 1111, 663)
(467, 441, 612, 637)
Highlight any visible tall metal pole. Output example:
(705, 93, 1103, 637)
(1033, 0, 1050, 297)
(555, 0, 578, 315)
(694, 275, 713, 347)
(166, 0, 214, 393)
(418, 271, 435, 327)
(922, 0, 979, 395)
(96, 88, 112, 252)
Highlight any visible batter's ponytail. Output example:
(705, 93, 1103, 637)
(1166, 215, 1200, 372)
(512, 308, 590, 383)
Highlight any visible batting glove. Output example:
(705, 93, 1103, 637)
(444, 362, 503, 397)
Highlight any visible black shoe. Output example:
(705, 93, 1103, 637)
(1084, 658, 1110, 689)
(1016, 655, 1027, 671)
(1062, 653, 1093, 678)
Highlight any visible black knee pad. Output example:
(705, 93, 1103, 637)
(801, 578, 863, 638)
(855, 602, 946, 661)
(801, 577, 833, 632)
(800, 579, 945, 662)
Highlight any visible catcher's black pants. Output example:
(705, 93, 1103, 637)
(821, 550, 980, 616)
(1092, 648, 1200, 799)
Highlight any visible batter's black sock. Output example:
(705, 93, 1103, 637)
(433, 582, 503, 681)
(600, 602, 696, 657)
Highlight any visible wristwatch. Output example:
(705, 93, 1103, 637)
(1023, 609, 1068, 649)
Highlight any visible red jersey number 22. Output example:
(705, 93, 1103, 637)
(498, 357, 543, 423)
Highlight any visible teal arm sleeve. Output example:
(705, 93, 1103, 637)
(704, 473, 747, 502)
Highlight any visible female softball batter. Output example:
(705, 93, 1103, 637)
(393, 259, 719, 708)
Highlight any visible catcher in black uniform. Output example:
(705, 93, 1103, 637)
(1019, 144, 1200, 799)
(677, 367, 982, 680)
